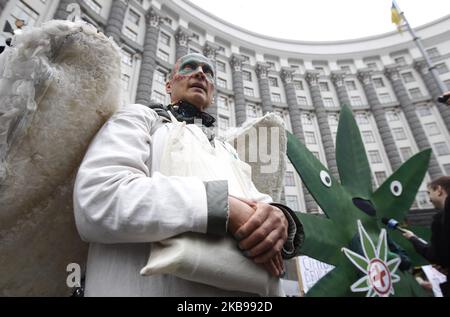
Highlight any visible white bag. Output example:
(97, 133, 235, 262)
(140, 114, 284, 296)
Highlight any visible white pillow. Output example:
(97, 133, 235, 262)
(140, 233, 285, 297)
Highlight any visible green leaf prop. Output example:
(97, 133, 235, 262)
(287, 104, 431, 297)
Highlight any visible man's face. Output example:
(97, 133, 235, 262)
(166, 54, 215, 111)
(427, 185, 446, 210)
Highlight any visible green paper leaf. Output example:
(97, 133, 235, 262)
(295, 212, 348, 266)
(336, 105, 372, 199)
(371, 149, 431, 222)
(287, 132, 348, 221)
(358, 220, 377, 260)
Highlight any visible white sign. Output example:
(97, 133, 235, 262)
(297, 256, 334, 294)
(422, 265, 447, 297)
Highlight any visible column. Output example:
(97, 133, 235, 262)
(135, 7, 162, 106)
(229, 54, 246, 127)
(414, 60, 450, 134)
(305, 71, 339, 181)
(203, 41, 219, 118)
(331, 71, 351, 107)
(54, 0, 79, 20)
(105, 0, 128, 44)
(385, 66, 443, 179)
(281, 68, 318, 212)
(175, 26, 191, 61)
(357, 70, 403, 171)
(255, 62, 273, 115)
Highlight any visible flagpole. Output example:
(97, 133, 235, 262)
(392, 0, 448, 95)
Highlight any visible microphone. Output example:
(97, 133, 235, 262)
(381, 217, 408, 233)
(381, 217, 428, 244)
(437, 94, 450, 105)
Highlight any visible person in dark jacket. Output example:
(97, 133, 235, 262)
(402, 176, 450, 297)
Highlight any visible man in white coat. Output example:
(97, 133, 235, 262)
(74, 53, 302, 296)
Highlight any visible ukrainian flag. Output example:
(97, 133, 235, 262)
(391, 2, 402, 26)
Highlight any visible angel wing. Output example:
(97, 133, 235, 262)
(224, 113, 287, 202)
(0, 20, 121, 296)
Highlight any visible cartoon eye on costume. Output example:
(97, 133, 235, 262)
(390, 180, 403, 196)
(320, 170, 332, 187)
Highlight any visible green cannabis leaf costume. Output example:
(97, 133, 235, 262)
(287, 105, 431, 297)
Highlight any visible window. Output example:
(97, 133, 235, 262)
(401, 72, 415, 83)
(271, 93, 281, 103)
(191, 33, 200, 42)
(368, 150, 382, 164)
(362, 131, 375, 143)
(445, 79, 450, 90)
(218, 96, 229, 111)
(351, 96, 363, 107)
(346, 80, 357, 91)
(294, 80, 304, 90)
(373, 78, 385, 88)
(241, 55, 250, 63)
(242, 70, 252, 81)
(121, 74, 130, 90)
(435, 63, 449, 74)
(297, 96, 308, 106)
(305, 132, 317, 144)
(301, 114, 313, 125)
(392, 127, 407, 140)
(356, 113, 370, 125)
(285, 195, 299, 211)
(217, 61, 226, 72)
(85, 0, 102, 14)
(417, 191, 433, 208)
(284, 171, 296, 187)
(386, 111, 399, 121)
(425, 122, 440, 136)
(123, 27, 137, 41)
(375, 171, 387, 186)
(394, 56, 406, 66)
(323, 98, 335, 108)
(400, 147, 413, 161)
(340, 65, 351, 72)
(426, 47, 440, 59)
(366, 62, 378, 70)
(434, 142, 450, 156)
(408, 88, 422, 99)
(154, 70, 166, 84)
(157, 49, 169, 62)
(244, 87, 254, 97)
(269, 77, 279, 87)
(218, 116, 230, 134)
(314, 67, 325, 75)
(444, 163, 450, 175)
(152, 90, 165, 104)
(217, 78, 227, 89)
(121, 50, 133, 66)
(127, 9, 140, 25)
(159, 31, 170, 45)
(163, 17, 172, 26)
(319, 82, 329, 92)
(378, 93, 392, 104)
(266, 61, 276, 70)
(246, 104, 259, 119)
(328, 114, 338, 126)
(311, 151, 320, 160)
(417, 106, 432, 117)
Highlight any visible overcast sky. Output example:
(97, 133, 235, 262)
(188, 0, 450, 41)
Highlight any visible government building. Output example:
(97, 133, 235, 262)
(1, 0, 450, 217)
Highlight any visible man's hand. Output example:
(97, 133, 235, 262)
(234, 202, 288, 264)
(402, 229, 416, 240)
